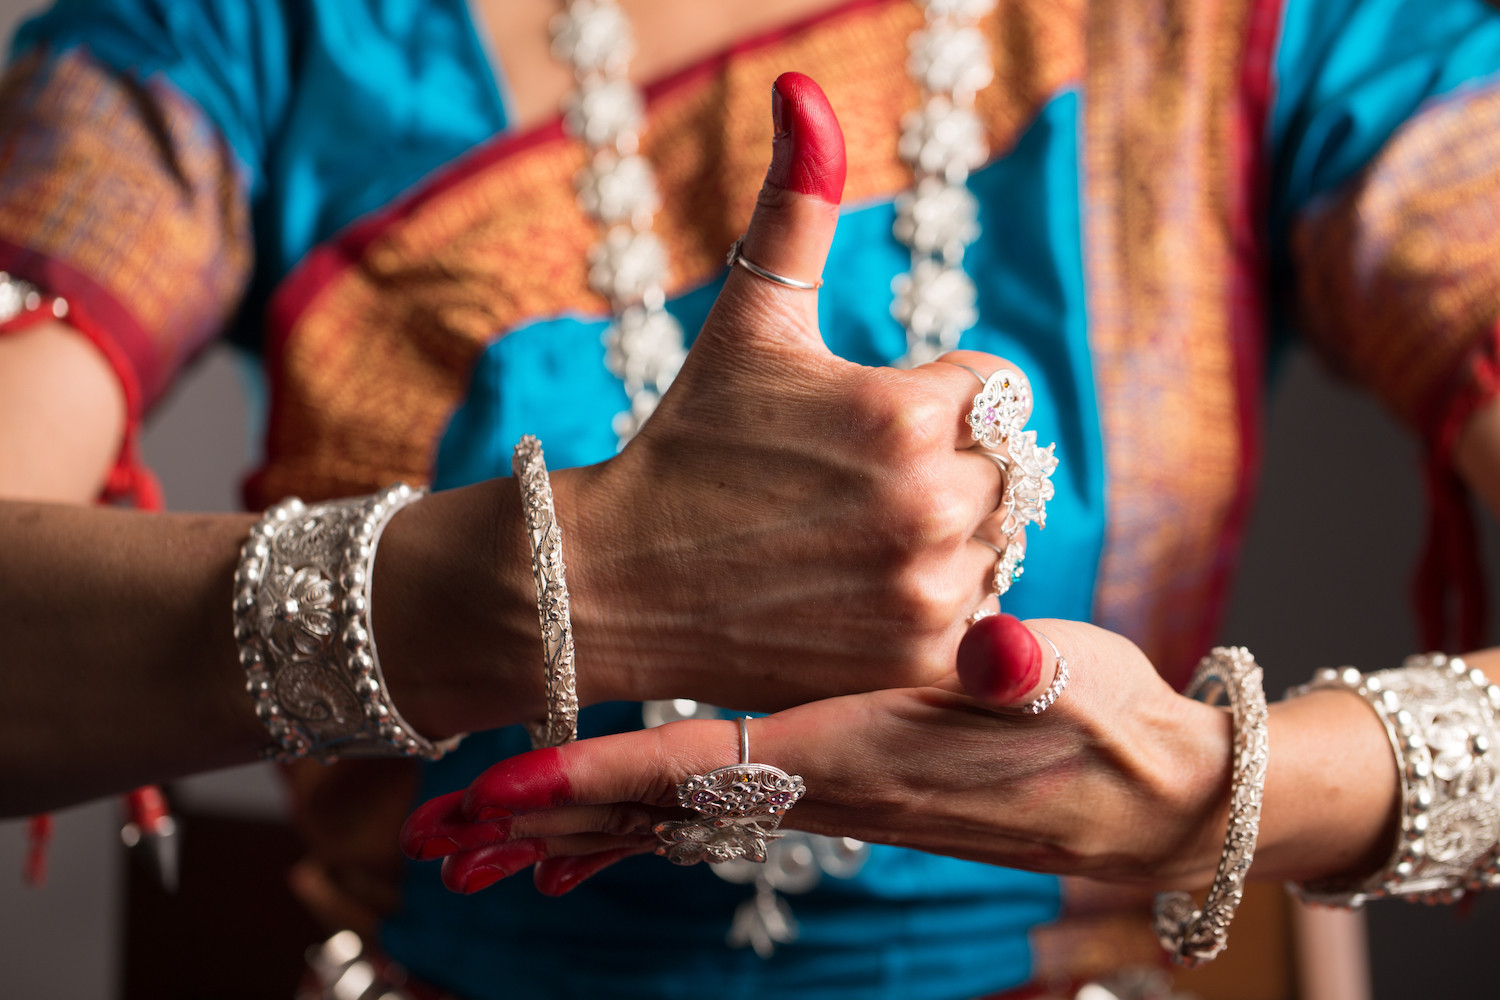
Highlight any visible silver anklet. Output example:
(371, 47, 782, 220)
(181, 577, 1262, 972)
(235, 484, 462, 762)
(513, 436, 579, 749)
(1287, 653, 1500, 907)
(1154, 646, 1268, 968)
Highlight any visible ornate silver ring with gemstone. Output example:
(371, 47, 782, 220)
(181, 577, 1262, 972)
(963, 367, 1058, 536)
(653, 717, 806, 866)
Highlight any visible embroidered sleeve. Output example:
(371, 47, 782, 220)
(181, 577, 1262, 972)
(0, 47, 252, 504)
(1289, 81, 1500, 650)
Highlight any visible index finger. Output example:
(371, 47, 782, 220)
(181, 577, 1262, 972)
(459, 718, 750, 822)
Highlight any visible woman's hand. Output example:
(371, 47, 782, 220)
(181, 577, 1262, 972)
(536, 73, 1028, 711)
(376, 73, 1033, 736)
(400, 614, 1412, 898)
(398, 617, 1237, 894)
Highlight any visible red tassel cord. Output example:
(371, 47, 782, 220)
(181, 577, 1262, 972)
(22, 813, 53, 887)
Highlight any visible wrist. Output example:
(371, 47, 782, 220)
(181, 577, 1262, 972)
(373, 479, 543, 738)
(374, 464, 640, 739)
(1251, 690, 1400, 884)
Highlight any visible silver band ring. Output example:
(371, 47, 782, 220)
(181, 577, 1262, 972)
(945, 361, 988, 386)
(1022, 631, 1070, 714)
(653, 717, 807, 866)
(726, 235, 823, 290)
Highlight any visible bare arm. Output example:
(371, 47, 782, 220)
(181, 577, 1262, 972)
(0, 324, 546, 814)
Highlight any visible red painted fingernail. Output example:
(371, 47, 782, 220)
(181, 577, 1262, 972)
(472, 806, 512, 822)
(462, 747, 572, 820)
(417, 837, 460, 860)
(462, 867, 506, 894)
(957, 613, 1042, 705)
(764, 72, 846, 204)
(401, 790, 516, 860)
(442, 841, 548, 894)
(534, 847, 638, 898)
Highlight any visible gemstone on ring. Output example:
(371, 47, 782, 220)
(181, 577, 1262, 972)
(653, 720, 807, 866)
(967, 368, 1030, 453)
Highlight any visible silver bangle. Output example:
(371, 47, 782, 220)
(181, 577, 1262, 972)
(1154, 646, 1269, 968)
(512, 436, 579, 749)
(1286, 653, 1500, 907)
(234, 484, 462, 762)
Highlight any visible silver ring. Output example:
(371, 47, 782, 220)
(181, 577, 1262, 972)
(653, 717, 806, 866)
(966, 368, 1059, 534)
(971, 536, 1026, 600)
(945, 361, 987, 386)
(726, 235, 823, 290)
(1022, 631, 1070, 714)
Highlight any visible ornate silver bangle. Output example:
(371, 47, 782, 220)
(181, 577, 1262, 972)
(1154, 646, 1269, 968)
(512, 436, 579, 749)
(234, 484, 462, 762)
(1286, 653, 1500, 907)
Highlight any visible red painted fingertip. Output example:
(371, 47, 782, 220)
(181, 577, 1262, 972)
(533, 846, 639, 897)
(461, 747, 572, 821)
(440, 841, 547, 895)
(765, 72, 846, 204)
(957, 613, 1042, 705)
(400, 790, 514, 860)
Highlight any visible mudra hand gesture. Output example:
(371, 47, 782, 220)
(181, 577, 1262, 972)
(401, 615, 1403, 900)
(533, 74, 1031, 717)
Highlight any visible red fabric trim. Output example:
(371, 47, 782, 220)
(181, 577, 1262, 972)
(263, 0, 898, 360)
(1414, 321, 1499, 652)
(1181, 0, 1283, 685)
(0, 237, 163, 404)
(0, 292, 163, 510)
(22, 813, 52, 887)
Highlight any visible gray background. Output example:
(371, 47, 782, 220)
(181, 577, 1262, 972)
(2, 0, 1499, 994)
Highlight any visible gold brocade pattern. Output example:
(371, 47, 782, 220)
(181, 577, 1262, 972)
(0, 48, 251, 403)
(1293, 82, 1500, 432)
(252, 0, 1085, 508)
(1083, 0, 1256, 683)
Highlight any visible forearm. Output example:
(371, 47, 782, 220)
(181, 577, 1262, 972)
(1249, 648, 1500, 885)
(0, 500, 264, 814)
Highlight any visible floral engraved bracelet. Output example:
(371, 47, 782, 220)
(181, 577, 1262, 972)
(234, 484, 463, 762)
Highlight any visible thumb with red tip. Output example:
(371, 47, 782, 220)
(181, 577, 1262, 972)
(710, 72, 846, 344)
(956, 614, 1051, 707)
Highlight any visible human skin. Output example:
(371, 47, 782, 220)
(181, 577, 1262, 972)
(407, 615, 1451, 896)
(0, 73, 1021, 816)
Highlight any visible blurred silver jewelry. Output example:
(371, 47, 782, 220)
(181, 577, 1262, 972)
(235, 484, 462, 762)
(1022, 630, 1070, 714)
(1286, 653, 1500, 907)
(654, 717, 807, 865)
(0, 271, 66, 324)
(554, 0, 686, 446)
(726, 235, 823, 290)
(1154, 646, 1268, 968)
(513, 435, 579, 749)
(892, 0, 999, 368)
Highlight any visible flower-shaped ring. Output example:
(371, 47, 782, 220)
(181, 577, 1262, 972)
(963, 367, 1058, 535)
(654, 718, 807, 866)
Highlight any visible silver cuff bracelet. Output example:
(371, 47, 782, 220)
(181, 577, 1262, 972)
(1287, 653, 1500, 907)
(234, 484, 463, 763)
(1154, 646, 1269, 968)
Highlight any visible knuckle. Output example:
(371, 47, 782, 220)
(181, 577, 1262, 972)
(887, 572, 953, 634)
(853, 384, 948, 460)
(881, 484, 972, 554)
